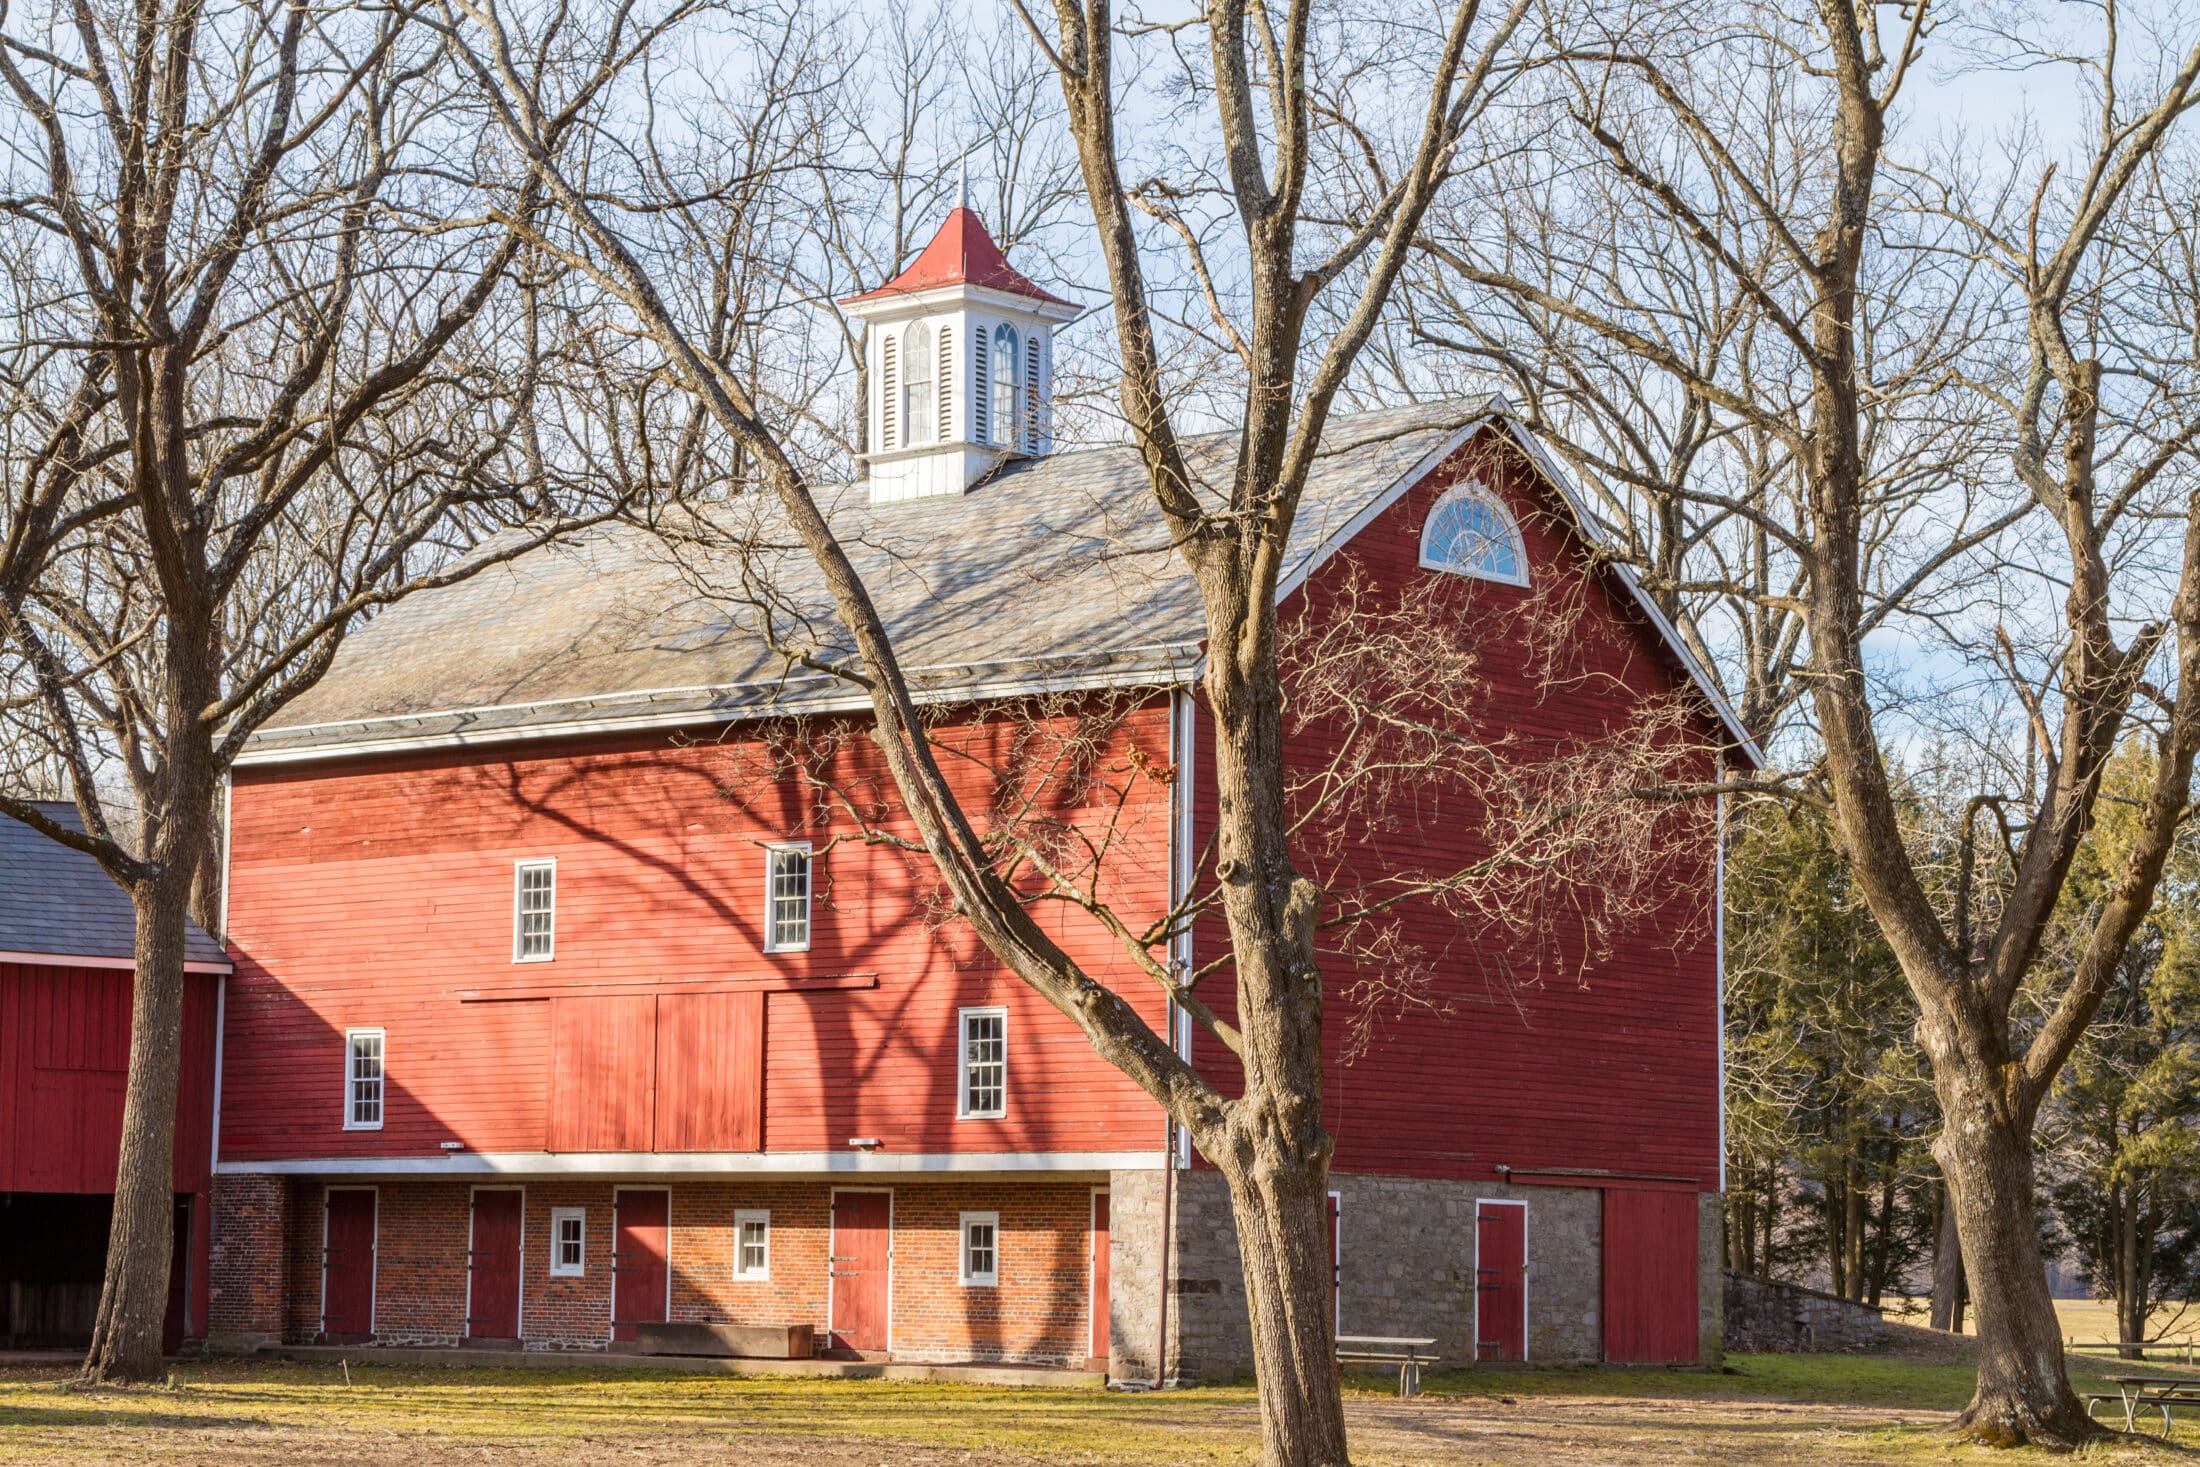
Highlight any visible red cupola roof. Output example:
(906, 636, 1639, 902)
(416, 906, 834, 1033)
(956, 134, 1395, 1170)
(840, 207, 1073, 307)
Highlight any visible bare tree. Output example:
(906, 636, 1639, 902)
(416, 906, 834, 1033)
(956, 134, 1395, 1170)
(424, 0, 1743, 1457)
(1414, 0, 2200, 1441)
(0, 0, 631, 1380)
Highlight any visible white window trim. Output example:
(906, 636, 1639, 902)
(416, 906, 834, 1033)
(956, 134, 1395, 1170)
(957, 1006, 1008, 1119)
(343, 1027, 385, 1132)
(549, 1207, 586, 1278)
(960, 1210, 1000, 1287)
(1417, 481, 1531, 588)
(763, 842, 812, 954)
(734, 1209, 771, 1281)
(513, 858, 557, 963)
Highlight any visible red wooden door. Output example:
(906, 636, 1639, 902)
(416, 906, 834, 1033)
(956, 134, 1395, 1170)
(1475, 1200, 1526, 1362)
(612, 1189, 669, 1341)
(1090, 1192, 1110, 1363)
(468, 1189, 524, 1341)
(321, 1188, 376, 1339)
(829, 1191, 891, 1354)
(1603, 1188, 1700, 1363)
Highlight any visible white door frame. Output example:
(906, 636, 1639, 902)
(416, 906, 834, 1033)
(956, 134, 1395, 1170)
(828, 1186, 894, 1353)
(466, 1183, 526, 1340)
(1327, 1189, 1343, 1337)
(1473, 1197, 1529, 1363)
(1089, 1186, 1111, 1361)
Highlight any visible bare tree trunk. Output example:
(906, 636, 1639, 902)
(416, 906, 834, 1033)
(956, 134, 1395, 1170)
(1935, 1098, 2089, 1444)
(2117, 1186, 2143, 1360)
(81, 867, 193, 1381)
(1220, 1151, 1348, 1465)
(1930, 1178, 1965, 1333)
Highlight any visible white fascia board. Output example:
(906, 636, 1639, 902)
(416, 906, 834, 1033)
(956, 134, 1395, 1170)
(217, 1149, 1168, 1177)
(842, 281, 1084, 325)
(0, 948, 232, 975)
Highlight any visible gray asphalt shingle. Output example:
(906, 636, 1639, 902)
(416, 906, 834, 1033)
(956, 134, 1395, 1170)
(0, 802, 230, 966)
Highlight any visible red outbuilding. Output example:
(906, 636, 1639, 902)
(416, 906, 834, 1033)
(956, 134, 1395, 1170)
(0, 803, 228, 1351)
(192, 208, 1755, 1376)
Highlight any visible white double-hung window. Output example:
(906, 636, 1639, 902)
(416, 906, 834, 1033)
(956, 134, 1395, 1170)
(514, 858, 556, 961)
(550, 1208, 586, 1277)
(765, 844, 811, 952)
(734, 1210, 771, 1280)
(960, 1211, 1000, 1286)
(344, 1028, 385, 1131)
(958, 1007, 1007, 1119)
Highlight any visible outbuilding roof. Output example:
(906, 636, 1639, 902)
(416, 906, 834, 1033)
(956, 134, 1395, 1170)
(0, 802, 231, 969)
(241, 398, 1759, 766)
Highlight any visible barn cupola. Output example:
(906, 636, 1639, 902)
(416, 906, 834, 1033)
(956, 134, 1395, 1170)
(840, 203, 1078, 504)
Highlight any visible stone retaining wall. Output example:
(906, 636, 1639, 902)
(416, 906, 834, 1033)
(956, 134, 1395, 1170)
(1721, 1271, 1887, 1352)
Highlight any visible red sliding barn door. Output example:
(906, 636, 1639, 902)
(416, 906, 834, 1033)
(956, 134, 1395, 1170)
(467, 1189, 523, 1342)
(320, 1188, 376, 1340)
(1475, 1200, 1526, 1362)
(1602, 1188, 1700, 1363)
(655, 991, 764, 1151)
(612, 1189, 669, 1341)
(829, 1190, 891, 1354)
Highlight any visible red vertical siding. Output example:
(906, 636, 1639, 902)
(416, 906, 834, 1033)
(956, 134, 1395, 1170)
(0, 962, 218, 1194)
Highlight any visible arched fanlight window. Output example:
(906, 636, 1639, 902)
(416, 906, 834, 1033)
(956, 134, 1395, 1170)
(1419, 482, 1528, 586)
(991, 324, 1020, 447)
(902, 321, 936, 446)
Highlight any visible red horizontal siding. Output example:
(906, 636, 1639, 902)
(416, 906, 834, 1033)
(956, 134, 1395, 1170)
(220, 707, 1177, 1163)
(1189, 429, 1724, 1186)
(0, 961, 219, 1193)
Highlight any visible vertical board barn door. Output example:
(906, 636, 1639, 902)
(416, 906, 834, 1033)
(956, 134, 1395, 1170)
(1602, 1187, 1701, 1363)
(546, 995, 656, 1152)
(654, 990, 763, 1151)
(320, 1188, 377, 1339)
(612, 1188, 670, 1341)
(467, 1189, 524, 1341)
(1475, 1201, 1527, 1362)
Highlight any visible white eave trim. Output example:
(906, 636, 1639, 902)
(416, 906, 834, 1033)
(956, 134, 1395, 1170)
(217, 1149, 1167, 1177)
(0, 948, 232, 975)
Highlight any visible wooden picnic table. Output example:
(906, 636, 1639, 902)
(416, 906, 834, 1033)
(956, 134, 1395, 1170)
(1336, 1335, 1440, 1398)
(2089, 1374, 2200, 1435)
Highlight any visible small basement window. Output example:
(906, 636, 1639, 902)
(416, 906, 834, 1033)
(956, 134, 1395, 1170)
(765, 844, 811, 952)
(550, 1207, 586, 1277)
(735, 1210, 771, 1280)
(960, 1211, 999, 1286)
(344, 1028, 384, 1131)
(514, 858, 556, 961)
(959, 1007, 1006, 1119)
(1420, 482, 1528, 586)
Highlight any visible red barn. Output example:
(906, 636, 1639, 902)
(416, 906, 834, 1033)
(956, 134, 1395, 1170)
(201, 209, 1755, 1376)
(0, 803, 227, 1352)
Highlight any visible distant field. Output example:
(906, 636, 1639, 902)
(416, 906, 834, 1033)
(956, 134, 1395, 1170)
(1887, 1296, 2200, 1354)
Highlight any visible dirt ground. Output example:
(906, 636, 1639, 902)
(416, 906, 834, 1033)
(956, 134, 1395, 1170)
(0, 1353, 2189, 1466)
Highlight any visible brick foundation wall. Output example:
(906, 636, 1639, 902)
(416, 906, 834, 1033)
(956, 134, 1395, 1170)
(207, 1173, 289, 1351)
(253, 1175, 1098, 1366)
(1107, 1168, 1724, 1382)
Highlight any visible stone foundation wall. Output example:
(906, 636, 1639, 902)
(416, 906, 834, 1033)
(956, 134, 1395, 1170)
(1108, 1167, 1723, 1382)
(1722, 1272, 1885, 1353)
